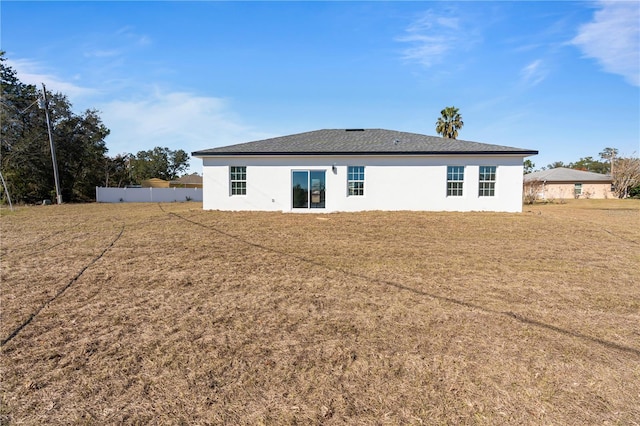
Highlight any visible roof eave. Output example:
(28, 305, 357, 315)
(192, 150, 539, 157)
(525, 178, 612, 183)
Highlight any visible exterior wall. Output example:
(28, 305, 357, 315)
(537, 182, 613, 200)
(201, 155, 526, 212)
(96, 187, 203, 203)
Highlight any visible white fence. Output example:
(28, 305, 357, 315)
(96, 187, 203, 203)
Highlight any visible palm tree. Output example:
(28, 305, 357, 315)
(435, 106, 464, 139)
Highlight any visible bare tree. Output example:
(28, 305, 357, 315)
(523, 179, 543, 204)
(612, 156, 640, 198)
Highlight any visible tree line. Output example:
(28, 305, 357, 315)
(1, 53, 189, 204)
(524, 154, 614, 175)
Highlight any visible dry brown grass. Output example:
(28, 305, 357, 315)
(1, 199, 639, 425)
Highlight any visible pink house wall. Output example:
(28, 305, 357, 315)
(539, 182, 614, 199)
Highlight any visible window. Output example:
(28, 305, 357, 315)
(447, 166, 464, 196)
(574, 183, 582, 196)
(479, 166, 496, 197)
(348, 166, 365, 196)
(230, 166, 246, 195)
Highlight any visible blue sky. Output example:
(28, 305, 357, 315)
(2, 1, 639, 173)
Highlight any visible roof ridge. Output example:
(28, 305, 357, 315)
(524, 167, 612, 182)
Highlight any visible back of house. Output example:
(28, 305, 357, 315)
(193, 129, 538, 213)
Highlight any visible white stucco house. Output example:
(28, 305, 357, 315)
(192, 129, 538, 213)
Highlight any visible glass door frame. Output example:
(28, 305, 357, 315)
(291, 169, 326, 210)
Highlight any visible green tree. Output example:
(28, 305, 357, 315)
(435, 106, 464, 139)
(599, 147, 618, 175)
(103, 153, 134, 188)
(130, 147, 190, 183)
(546, 161, 566, 169)
(2, 60, 53, 202)
(1, 52, 110, 203)
(568, 156, 608, 174)
(55, 107, 110, 201)
(523, 159, 535, 174)
(168, 149, 190, 180)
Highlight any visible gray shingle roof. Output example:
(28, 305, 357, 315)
(171, 173, 202, 185)
(524, 167, 612, 182)
(192, 129, 538, 157)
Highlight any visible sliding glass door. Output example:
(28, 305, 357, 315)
(292, 170, 325, 209)
(292, 171, 309, 208)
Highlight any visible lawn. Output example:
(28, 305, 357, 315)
(1, 200, 639, 424)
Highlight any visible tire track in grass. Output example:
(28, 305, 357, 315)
(602, 228, 639, 246)
(160, 205, 640, 359)
(1, 216, 104, 258)
(15, 233, 91, 257)
(0, 224, 125, 347)
(536, 208, 640, 246)
(0, 230, 66, 259)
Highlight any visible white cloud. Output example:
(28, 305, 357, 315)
(78, 27, 150, 68)
(520, 59, 548, 87)
(397, 9, 478, 68)
(7, 58, 98, 99)
(571, 1, 640, 87)
(115, 26, 152, 47)
(99, 89, 269, 171)
(84, 49, 121, 59)
(6, 56, 265, 173)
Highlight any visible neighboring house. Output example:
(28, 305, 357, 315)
(524, 167, 614, 200)
(192, 129, 538, 213)
(170, 173, 203, 188)
(141, 178, 170, 188)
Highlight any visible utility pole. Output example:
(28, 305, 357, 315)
(40, 83, 62, 205)
(0, 170, 14, 211)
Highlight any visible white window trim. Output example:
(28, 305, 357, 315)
(347, 166, 365, 197)
(446, 166, 465, 197)
(230, 166, 247, 196)
(478, 166, 497, 197)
